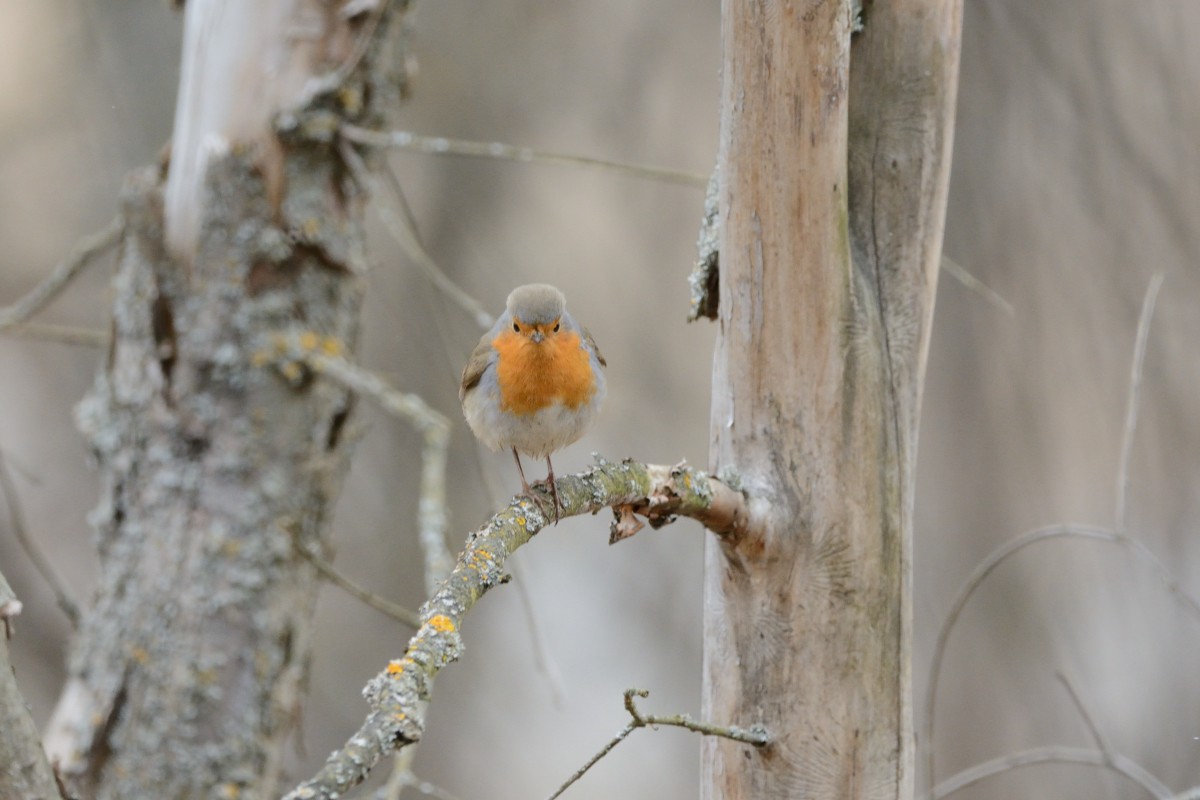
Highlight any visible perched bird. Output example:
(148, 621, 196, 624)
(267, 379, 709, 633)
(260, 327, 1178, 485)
(460, 284, 606, 522)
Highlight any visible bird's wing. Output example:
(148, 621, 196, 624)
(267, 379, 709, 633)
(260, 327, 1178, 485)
(582, 327, 606, 368)
(459, 331, 496, 401)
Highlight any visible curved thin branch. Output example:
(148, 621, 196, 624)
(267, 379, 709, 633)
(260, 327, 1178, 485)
(923, 524, 1200, 787)
(927, 745, 1171, 800)
(282, 460, 747, 800)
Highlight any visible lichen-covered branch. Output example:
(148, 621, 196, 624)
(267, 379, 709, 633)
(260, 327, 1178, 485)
(283, 459, 746, 800)
(0, 572, 64, 800)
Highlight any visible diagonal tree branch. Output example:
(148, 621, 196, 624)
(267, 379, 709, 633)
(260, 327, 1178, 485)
(0, 217, 121, 330)
(340, 124, 708, 188)
(265, 331, 455, 595)
(282, 460, 746, 800)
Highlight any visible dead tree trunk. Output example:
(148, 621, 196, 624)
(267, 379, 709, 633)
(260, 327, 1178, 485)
(42, 3, 410, 798)
(703, 3, 961, 799)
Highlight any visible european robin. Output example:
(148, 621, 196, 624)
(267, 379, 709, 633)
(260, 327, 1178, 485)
(460, 284, 606, 522)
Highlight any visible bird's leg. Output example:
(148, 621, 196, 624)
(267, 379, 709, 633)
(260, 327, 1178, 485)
(512, 448, 552, 521)
(544, 455, 561, 525)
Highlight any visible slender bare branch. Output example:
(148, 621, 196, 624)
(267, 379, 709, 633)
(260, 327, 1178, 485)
(923, 524, 1200, 787)
(283, 460, 747, 800)
(339, 136, 496, 331)
(293, 541, 419, 628)
(545, 723, 636, 800)
(927, 745, 1171, 800)
(0, 217, 121, 329)
(264, 331, 455, 595)
(623, 687, 769, 744)
(0, 322, 108, 347)
(940, 255, 1015, 317)
(380, 745, 461, 800)
(545, 688, 768, 800)
(341, 124, 709, 188)
(0, 449, 80, 626)
(1055, 669, 1114, 759)
(1116, 272, 1165, 531)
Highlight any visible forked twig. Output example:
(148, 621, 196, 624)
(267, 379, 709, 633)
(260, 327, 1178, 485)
(545, 689, 769, 800)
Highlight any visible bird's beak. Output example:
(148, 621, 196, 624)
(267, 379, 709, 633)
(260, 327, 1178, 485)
(530, 331, 545, 344)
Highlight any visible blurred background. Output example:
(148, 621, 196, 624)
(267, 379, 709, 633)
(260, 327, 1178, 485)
(1, 2, 1198, 798)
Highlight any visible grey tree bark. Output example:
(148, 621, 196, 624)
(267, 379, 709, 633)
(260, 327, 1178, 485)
(39, 2, 411, 798)
(703, 3, 961, 799)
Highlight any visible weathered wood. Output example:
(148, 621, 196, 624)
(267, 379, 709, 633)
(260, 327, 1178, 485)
(704, 2, 961, 798)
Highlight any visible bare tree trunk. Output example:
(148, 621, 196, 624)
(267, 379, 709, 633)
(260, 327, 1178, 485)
(703, 3, 961, 799)
(42, 3, 410, 798)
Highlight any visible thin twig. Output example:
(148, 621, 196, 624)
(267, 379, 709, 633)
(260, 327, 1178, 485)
(923, 523, 1200, 789)
(266, 332, 455, 595)
(508, 559, 567, 707)
(0, 450, 80, 627)
(940, 255, 1015, 317)
(545, 724, 637, 800)
(0, 323, 108, 348)
(294, 541, 419, 628)
(927, 745, 1171, 800)
(1115, 272, 1165, 532)
(1055, 669, 1113, 759)
(0, 217, 121, 329)
(341, 124, 709, 188)
(339, 136, 495, 330)
(544, 689, 768, 800)
(624, 687, 769, 743)
(378, 745, 461, 800)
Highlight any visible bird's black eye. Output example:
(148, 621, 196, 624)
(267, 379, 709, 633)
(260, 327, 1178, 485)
(553, 322, 560, 332)
(512, 322, 520, 333)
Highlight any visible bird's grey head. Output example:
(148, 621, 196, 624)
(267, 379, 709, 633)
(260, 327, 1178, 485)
(507, 284, 566, 326)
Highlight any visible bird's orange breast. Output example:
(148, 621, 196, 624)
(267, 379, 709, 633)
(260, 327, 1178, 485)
(492, 330, 596, 415)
